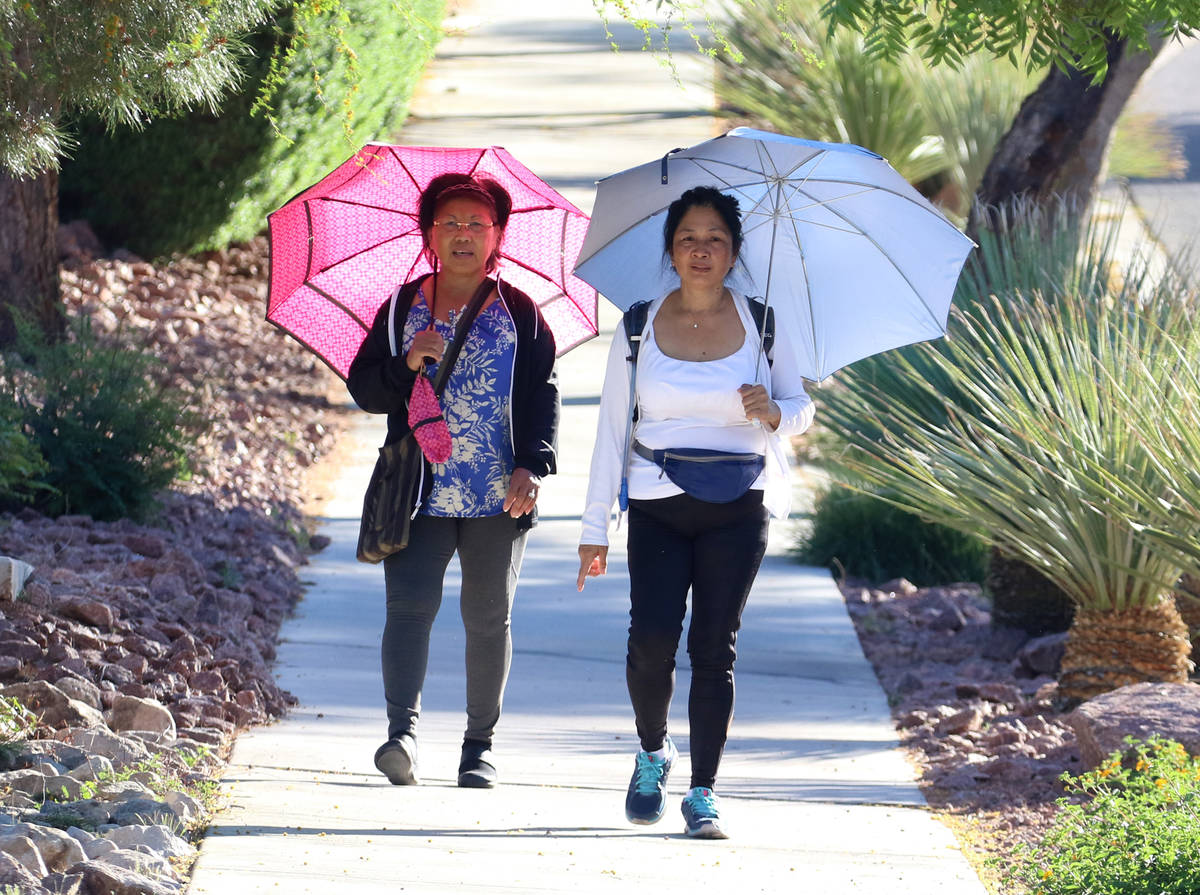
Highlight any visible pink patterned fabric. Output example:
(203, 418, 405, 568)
(267, 144, 599, 379)
(407, 372, 452, 463)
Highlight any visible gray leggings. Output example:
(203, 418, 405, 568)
(381, 512, 527, 744)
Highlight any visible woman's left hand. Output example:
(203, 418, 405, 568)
(504, 467, 541, 518)
(739, 384, 781, 430)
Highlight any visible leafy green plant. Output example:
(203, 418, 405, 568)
(1001, 737, 1200, 895)
(795, 481, 988, 586)
(0, 314, 200, 521)
(0, 695, 35, 765)
(59, 0, 445, 257)
(0, 406, 48, 506)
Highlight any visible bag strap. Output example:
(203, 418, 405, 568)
(387, 276, 492, 396)
(429, 277, 493, 396)
(747, 298, 775, 365)
(616, 301, 653, 512)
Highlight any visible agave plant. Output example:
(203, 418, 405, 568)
(821, 279, 1197, 702)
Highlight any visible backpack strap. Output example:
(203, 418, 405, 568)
(746, 297, 775, 366)
(617, 301, 652, 512)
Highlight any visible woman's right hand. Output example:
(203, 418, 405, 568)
(577, 544, 608, 591)
(406, 329, 445, 371)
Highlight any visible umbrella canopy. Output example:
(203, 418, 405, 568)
(268, 143, 598, 379)
(573, 127, 975, 382)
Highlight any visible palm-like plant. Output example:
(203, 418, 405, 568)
(821, 281, 1197, 702)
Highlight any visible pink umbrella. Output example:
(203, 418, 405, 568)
(267, 143, 599, 378)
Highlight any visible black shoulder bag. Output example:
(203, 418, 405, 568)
(356, 278, 493, 563)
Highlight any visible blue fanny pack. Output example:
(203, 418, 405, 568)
(634, 441, 764, 504)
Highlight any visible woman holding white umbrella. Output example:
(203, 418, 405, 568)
(576, 186, 815, 838)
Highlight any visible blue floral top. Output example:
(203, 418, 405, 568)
(402, 289, 517, 517)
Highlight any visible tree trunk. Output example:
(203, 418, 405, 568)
(0, 167, 63, 348)
(1175, 574, 1200, 664)
(1058, 599, 1192, 705)
(967, 33, 1162, 241)
(986, 547, 1076, 636)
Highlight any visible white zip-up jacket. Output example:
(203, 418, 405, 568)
(580, 290, 815, 546)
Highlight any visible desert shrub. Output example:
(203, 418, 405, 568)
(1002, 737, 1200, 895)
(59, 0, 444, 257)
(795, 481, 988, 586)
(0, 405, 47, 506)
(0, 695, 35, 766)
(0, 315, 199, 521)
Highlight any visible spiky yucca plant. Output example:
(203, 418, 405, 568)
(822, 285, 1197, 702)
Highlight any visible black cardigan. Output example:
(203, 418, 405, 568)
(346, 276, 560, 523)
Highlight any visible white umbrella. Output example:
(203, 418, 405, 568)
(573, 128, 975, 382)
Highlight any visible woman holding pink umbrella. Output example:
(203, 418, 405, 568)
(347, 173, 560, 789)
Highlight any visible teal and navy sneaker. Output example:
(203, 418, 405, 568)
(624, 735, 678, 824)
(681, 786, 728, 839)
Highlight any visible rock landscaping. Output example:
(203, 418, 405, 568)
(841, 576, 1200, 889)
(0, 225, 351, 895)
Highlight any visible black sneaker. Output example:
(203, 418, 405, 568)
(624, 735, 677, 824)
(681, 786, 728, 839)
(374, 733, 418, 785)
(457, 738, 498, 788)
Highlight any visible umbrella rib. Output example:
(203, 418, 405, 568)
(492, 151, 579, 212)
(790, 183, 947, 332)
(303, 281, 375, 329)
(310, 227, 424, 277)
(497, 251, 560, 290)
(265, 317, 361, 383)
(316, 196, 419, 217)
(304, 201, 315, 284)
(386, 146, 424, 195)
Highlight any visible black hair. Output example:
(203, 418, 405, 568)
(662, 186, 743, 258)
(417, 173, 513, 273)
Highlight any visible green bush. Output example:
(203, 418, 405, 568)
(0, 405, 47, 506)
(1001, 737, 1200, 895)
(59, 0, 444, 257)
(795, 481, 988, 586)
(0, 695, 35, 766)
(0, 315, 199, 522)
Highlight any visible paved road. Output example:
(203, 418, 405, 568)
(1124, 34, 1200, 272)
(186, 2, 989, 892)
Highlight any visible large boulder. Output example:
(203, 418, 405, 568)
(1067, 681, 1200, 770)
(105, 695, 177, 740)
(0, 556, 35, 602)
(6, 822, 86, 872)
(0, 681, 105, 730)
(0, 850, 41, 891)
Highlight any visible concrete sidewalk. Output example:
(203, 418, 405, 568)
(187, 2, 988, 892)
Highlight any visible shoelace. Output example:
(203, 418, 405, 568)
(684, 789, 719, 819)
(632, 752, 667, 795)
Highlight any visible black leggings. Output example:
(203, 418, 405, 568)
(625, 490, 769, 790)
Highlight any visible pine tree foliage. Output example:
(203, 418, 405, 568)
(0, 0, 276, 177)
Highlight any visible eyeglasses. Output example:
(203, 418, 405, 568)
(433, 220, 495, 234)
